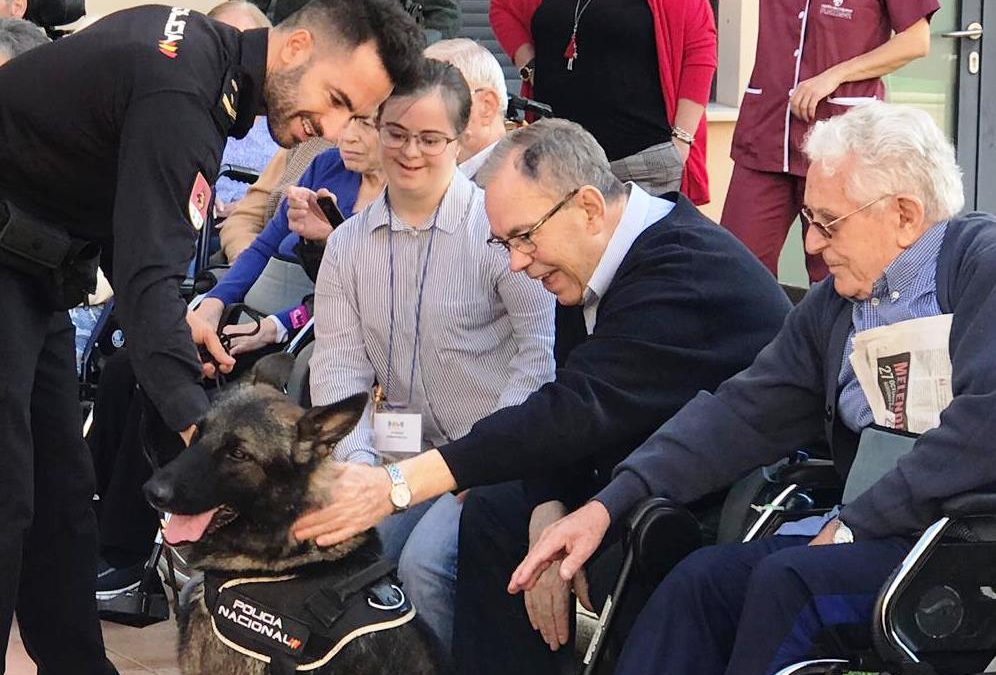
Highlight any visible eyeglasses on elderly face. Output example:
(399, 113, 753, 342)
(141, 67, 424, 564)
(486, 188, 581, 254)
(801, 194, 893, 239)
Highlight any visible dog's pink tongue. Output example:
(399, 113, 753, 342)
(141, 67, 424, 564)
(163, 509, 219, 545)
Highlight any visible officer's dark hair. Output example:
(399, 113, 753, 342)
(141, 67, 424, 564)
(0, 17, 49, 62)
(383, 58, 472, 136)
(279, 0, 425, 92)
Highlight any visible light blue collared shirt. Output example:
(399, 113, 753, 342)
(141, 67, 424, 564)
(837, 222, 948, 432)
(582, 184, 675, 334)
(779, 221, 948, 537)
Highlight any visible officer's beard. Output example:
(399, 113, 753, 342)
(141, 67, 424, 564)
(265, 62, 311, 148)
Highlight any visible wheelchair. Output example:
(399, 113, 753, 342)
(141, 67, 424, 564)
(583, 453, 996, 675)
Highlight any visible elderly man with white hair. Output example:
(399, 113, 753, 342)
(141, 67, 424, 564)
(0, 17, 46, 65)
(424, 37, 507, 181)
(512, 101, 996, 674)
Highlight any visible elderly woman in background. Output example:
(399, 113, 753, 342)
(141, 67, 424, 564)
(489, 0, 716, 203)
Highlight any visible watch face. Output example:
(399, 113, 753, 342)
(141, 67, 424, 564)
(390, 484, 412, 509)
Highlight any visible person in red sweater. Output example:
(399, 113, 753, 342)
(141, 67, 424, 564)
(489, 0, 715, 204)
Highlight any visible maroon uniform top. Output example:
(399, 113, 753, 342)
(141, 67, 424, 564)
(732, 0, 939, 177)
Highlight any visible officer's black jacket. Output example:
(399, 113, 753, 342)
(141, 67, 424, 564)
(0, 6, 267, 431)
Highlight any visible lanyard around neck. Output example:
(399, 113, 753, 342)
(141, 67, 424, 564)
(384, 196, 441, 408)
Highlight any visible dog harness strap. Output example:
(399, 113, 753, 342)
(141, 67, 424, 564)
(305, 559, 398, 628)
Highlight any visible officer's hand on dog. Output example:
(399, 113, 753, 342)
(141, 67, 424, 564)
(187, 309, 235, 378)
(223, 318, 279, 356)
(292, 462, 394, 546)
(509, 500, 610, 596)
(287, 186, 336, 242)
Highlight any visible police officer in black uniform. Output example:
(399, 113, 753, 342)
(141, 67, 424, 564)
(0, 1, 423, 671)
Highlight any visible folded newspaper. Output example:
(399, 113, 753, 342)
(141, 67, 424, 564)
(848, 314, 954, 434)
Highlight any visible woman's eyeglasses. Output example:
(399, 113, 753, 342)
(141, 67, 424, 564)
(379, 124, 458, 156)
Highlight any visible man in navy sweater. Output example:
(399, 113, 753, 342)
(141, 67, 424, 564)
(290, 118, 792, 668)
(513, 102, 996, 674)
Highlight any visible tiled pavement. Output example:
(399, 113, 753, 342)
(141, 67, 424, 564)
(6, 619, 180, 675)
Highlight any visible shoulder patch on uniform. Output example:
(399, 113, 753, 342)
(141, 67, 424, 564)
(220, 77, 239, 121)
(188, 172, 211, 231)
(158, 7, 191, 59)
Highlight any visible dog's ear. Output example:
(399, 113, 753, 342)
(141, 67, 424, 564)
(294, 393, 369, 462)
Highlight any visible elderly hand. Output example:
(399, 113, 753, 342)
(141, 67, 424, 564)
(790, 69, 842, 123)
(509, 500, 610, 595)
(524, 501, 594, 650)
(223, 317, 279, 356)
(287, 186, 337, 242)
(186, 309, 235, 378)
(292, 462, 395, 546)
(809, 517, 842, 546)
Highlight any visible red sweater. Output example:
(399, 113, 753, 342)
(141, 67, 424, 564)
(490, 0, 716, 204)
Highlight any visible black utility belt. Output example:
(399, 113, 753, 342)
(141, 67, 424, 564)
(0, 198, 100, 310)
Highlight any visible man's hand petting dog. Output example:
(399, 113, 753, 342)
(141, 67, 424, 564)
(186, 309, 235, 378)
(293, 462, 394, 547)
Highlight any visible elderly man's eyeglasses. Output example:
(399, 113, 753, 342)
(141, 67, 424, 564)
(486, 188, 581, 254)
(378, 123, 458, 156)
(801, 194, 892, 240)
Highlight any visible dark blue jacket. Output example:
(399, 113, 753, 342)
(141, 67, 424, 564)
(439, 194, 792, 509)
(598, 213, 996, 540)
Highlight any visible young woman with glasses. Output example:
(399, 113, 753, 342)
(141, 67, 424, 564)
(307, 58, 556, 653)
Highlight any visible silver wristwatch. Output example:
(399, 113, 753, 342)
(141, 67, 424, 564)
(385, 464, 411, 512)
(833, 521, 854, 544)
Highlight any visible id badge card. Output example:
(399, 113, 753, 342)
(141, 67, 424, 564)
(373, 408, 423, 456)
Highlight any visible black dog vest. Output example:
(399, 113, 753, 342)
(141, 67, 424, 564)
(203, 559, 415, 675)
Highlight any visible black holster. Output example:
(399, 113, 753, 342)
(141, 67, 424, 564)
(0, 199, 99, 310)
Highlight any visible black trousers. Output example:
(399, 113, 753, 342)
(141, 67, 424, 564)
(88, 349, 159, 564)
(0, 265, 117, 675)
(453, 482, 634, 675)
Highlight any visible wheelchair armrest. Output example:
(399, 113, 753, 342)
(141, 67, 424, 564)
(626, 498, 702, 580)
(773, 459, 843, 490)
(941, 490, 996, 518)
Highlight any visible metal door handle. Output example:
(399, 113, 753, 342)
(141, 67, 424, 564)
(942, 23, 983, 40)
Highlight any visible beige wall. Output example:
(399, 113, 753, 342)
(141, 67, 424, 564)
(701, 116, 735, 223)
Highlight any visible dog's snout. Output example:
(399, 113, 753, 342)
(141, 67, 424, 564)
(143, 476, 175, 510)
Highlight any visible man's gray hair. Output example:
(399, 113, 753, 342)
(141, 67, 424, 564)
(478, 118, 625, 201)
(424, 38, 508, 115)
(804, 101, 964, 224)
(0, 17, 48, 63)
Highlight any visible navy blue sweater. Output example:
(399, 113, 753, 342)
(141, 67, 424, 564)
(438, 194, 792, 508)
(598, 213, 996, 540)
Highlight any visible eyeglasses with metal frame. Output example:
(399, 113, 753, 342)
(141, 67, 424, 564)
(801, 194, 892, 240)
(486, 188, 581, 253)
(378, 123, 458, 157)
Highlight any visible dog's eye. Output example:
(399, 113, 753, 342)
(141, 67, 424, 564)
(227, 447, 250, 462)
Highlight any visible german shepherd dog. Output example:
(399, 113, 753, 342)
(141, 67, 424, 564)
(143, 383, 446, 675)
